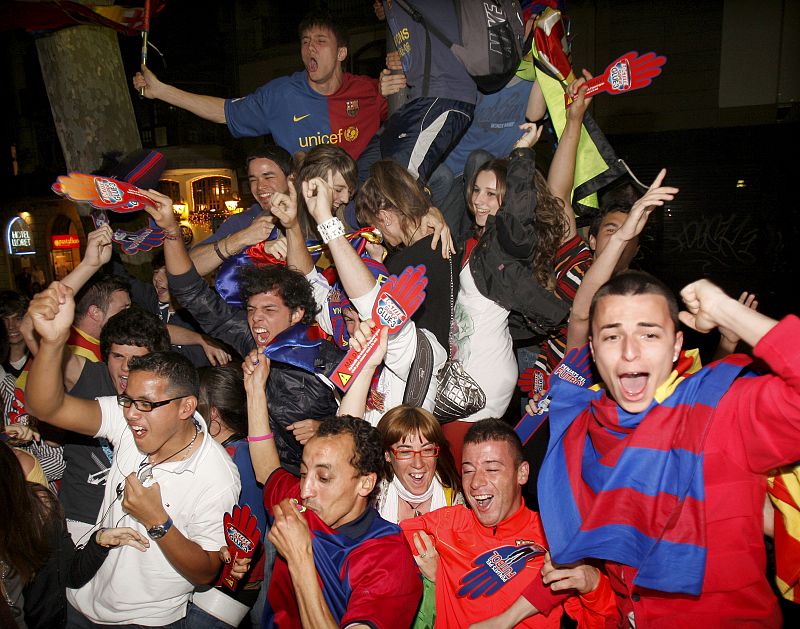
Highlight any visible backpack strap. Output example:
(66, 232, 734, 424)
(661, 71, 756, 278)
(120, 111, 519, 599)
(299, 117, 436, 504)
(403, 328, 435, 407)
(393, 0, 450, 98)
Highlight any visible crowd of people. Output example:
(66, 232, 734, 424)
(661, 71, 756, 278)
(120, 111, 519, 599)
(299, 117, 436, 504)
(2, 3, 799, 628)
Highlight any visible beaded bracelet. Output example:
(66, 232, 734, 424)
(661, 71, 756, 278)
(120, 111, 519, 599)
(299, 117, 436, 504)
(318, 217, 346, 244)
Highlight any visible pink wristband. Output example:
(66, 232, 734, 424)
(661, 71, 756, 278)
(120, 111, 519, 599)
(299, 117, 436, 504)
(247, 433, 274, 442)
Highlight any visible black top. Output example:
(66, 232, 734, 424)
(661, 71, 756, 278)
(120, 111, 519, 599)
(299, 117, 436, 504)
(385, 234, 458, 354)
(60, 361, 115, 524)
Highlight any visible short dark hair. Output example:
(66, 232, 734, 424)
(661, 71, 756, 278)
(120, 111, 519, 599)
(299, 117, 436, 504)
(0, 291, 29, 319)
(316, 415, 385, 498)
(589, 270, 680, 331)
(463, 418, 524, 465)
(246, 145, 293, 177)
(100, 306, 171, 361)
(589, 183, 642, 238)
(197, 364, 247, 437)
(298, 10, 348, 49)
(150, 251, 166, 272)
(238, 264, 317, 325)
(74, 275, 130, 320)
(128, 351, 199, 398)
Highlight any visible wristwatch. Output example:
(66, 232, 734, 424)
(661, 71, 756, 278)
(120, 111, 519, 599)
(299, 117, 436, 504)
(147, 516, 173, 540)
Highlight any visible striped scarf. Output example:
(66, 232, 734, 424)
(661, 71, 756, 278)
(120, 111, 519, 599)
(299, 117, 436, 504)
(538, 345, 750, 595)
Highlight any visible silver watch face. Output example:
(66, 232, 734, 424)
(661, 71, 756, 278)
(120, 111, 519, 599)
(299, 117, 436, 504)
(147, 520, 170, 539)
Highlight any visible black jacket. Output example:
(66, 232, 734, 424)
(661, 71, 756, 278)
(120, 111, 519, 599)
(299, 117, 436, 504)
(23, 515, 110, 628)
(167, 265, 340, 475)
(469, 147, 569, 336)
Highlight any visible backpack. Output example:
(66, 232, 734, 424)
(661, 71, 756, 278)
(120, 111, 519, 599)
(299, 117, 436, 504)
(394, 0, 525, 94)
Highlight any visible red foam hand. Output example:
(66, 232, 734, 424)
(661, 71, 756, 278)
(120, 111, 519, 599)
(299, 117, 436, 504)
(566, 51, 666, 106)
(331, 265, 428, 392)
(372, 264, 427, 333)
(517, 367, 549, 395)
(221, 504, 261, 590)
(52, 173, 156, 212)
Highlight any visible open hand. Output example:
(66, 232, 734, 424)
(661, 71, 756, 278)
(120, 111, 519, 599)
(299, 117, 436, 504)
(419, 206, 454, 259)
(96, 527, 150, 551)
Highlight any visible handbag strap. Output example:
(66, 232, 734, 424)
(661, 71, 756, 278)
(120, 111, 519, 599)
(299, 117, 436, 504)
(446, 255, 457, 359)
(403, 328, 435, 406)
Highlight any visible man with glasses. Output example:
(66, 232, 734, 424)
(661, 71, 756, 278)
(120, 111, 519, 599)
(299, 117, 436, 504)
(400, 419, 614, 628)
(26, 281, 240, 628)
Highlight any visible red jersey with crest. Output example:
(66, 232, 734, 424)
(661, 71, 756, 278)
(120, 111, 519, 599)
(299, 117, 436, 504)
(400, 501, 614, 628)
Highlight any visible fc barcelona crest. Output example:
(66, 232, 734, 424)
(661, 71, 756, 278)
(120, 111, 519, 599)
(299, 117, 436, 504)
(346, 99, 359, 117)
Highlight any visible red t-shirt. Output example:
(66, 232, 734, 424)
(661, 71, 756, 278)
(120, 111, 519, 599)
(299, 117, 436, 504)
(401, 501, 614, 627)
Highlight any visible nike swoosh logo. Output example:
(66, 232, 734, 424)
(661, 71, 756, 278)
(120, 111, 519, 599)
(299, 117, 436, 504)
(293, 114, 311, 122)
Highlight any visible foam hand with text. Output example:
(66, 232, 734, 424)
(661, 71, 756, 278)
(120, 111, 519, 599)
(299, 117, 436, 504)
(515, 346, 595, 445)
(458, 543, 547, 599)
(53, 173, 157, 212)
(220, 504, 261, 590)
(331, 265, 427, 392)
(565, 51, 666, 107)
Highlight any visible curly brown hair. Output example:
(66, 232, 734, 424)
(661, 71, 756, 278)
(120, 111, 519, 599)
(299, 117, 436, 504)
(468, 162, 568, 291)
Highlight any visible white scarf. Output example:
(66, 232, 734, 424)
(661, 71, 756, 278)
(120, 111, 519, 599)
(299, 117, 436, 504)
(379, 474, 447, 524)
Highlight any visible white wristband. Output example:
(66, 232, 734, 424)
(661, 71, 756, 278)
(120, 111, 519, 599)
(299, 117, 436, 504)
(318, 217, 346, 244)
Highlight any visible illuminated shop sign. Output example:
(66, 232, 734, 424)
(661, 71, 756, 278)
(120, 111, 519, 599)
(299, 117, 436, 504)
(6, 216, 35, 256)
(52, 234, 80, 249)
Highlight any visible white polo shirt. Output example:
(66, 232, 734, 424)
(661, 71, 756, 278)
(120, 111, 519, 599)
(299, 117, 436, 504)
(67, 396, 241, 626)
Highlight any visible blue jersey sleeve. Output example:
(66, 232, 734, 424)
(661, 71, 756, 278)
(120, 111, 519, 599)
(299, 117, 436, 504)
(225, 81, 278, 139)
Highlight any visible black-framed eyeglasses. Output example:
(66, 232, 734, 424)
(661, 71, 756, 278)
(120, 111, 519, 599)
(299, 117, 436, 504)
(117, 394, 185, 413)
(390, 445, 440, 460)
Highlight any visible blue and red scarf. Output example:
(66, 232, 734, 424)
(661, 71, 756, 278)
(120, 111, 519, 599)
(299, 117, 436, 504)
(538, 345, 751, 595)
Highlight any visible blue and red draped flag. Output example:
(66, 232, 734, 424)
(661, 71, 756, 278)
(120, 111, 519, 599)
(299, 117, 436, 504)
(215, 226, 383, 311)
(538, 345, 751, 595)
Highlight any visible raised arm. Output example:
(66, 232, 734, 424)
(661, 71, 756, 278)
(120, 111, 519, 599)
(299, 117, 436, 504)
(132, 65, 226, 124)
(141, 189, 252, 355)
(337, 321, 387, 418)
(271, 181, 315, 276)
(25, 283, 101, 435)
(301, 172, 378, 299)
(566, 170, 677, 351)
(547, 74, 593, 243)
(243, 351, 280, 484)
(679, 280, 777, 346)
(61, 225, 114, 293)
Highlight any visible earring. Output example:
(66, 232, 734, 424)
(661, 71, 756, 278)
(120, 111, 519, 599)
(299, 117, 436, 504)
(673, 354, 679, 362)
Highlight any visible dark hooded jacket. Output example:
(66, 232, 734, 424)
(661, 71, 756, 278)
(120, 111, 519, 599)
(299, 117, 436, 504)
(167, 265, 340, 475)
(468, 146, 569, 337)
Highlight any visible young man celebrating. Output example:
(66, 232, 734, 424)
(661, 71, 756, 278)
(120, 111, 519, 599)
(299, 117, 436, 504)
(241, 341, 421, 628)
(133, 12, 386, 161)
(400, 418, 613, 627)
(190, 146, 293, 277)
(522, 272, 800, 626)
(25, 282, 240, 627)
